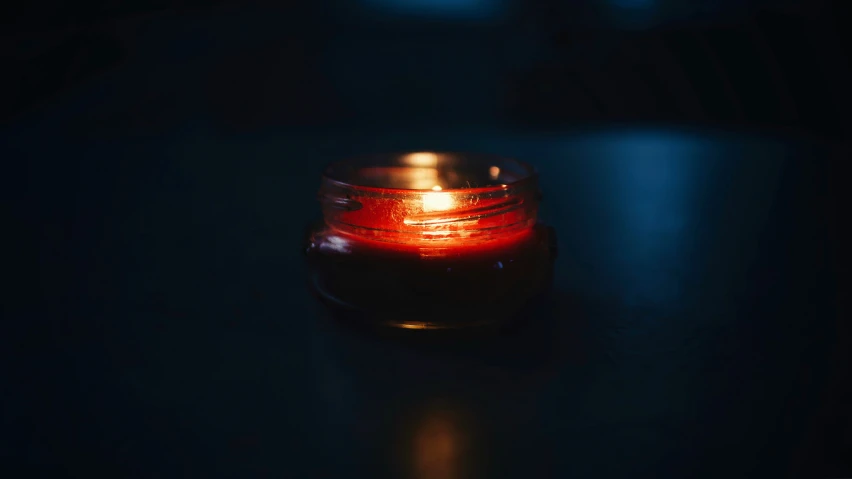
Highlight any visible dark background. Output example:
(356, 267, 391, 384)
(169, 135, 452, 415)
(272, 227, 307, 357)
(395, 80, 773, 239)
(2, 1, 850, 478)
(2, 0, 851, 135)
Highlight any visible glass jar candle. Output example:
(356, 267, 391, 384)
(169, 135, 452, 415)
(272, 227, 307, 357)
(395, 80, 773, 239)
(305, 152, 556, 330)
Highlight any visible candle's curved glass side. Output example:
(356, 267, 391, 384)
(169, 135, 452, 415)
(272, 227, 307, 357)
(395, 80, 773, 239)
(306, 152, 555, 331)
(319, 153, 540, 247)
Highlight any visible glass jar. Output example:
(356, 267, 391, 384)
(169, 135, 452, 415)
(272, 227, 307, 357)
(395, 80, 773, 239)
(305, 152, 556, 330)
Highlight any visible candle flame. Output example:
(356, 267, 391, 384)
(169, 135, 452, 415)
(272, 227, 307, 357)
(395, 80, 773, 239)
(489, 166, 500, 180)
(421, 191, 454, 212)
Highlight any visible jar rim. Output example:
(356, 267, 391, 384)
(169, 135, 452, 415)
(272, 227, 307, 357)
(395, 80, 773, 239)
(321, 151, 538, 195)
(317, 152, 540, 246)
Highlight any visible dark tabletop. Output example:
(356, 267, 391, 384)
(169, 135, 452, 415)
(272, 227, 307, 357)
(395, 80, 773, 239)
(3, 121, 848, 478)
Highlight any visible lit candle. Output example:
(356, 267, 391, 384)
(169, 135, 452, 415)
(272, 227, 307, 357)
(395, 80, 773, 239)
(305, 152, 556, 330)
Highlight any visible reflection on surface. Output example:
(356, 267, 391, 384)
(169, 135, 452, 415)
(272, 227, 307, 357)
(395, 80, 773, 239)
(403, 166, 442, 190)
(321, 235, 353, 254)
(398, 322, 430, 330)
(403, 152, 440, 168)
(410, 407, 469, 479)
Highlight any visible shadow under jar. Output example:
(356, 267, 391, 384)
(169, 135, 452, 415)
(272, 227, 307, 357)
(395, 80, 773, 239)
(305, 152, 556, 331)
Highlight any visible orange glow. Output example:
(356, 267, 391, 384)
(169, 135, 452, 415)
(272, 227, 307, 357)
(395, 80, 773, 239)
(403, 168, 441, 190)
(489, 166, 500, 179)
(319, 159, 538, 252)
(412, 413, 465, 479)
(421, 191, 454, 212)
(403, 152, 439, 167)
(398, 322, 428, 330)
